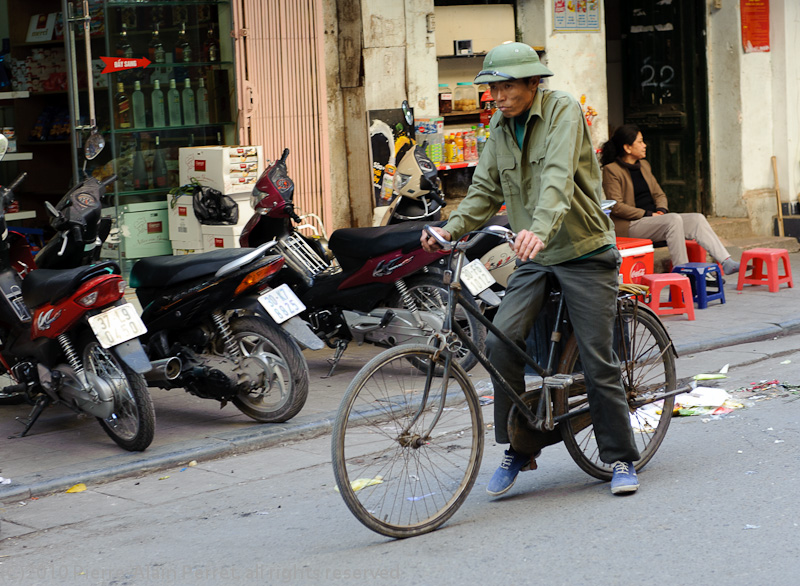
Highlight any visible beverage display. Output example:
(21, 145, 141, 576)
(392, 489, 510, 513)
(132, 81, 146, 128)
(196, 78, 210, 124)
(182, 79, 196, 125)
(203, 25, 220, 62)
(175, 22, 192, 63)
(151, 80, 166, 127)
(132, 141, 148, 190)
(148, 24, 166, 64)
(115, 82, 132, 129)
(152, 136, 168, 188)
(116, 23, 133, 58)
(167, 79, 182, 127)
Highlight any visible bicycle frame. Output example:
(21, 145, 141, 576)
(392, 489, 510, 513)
(411, 227, 690, 444)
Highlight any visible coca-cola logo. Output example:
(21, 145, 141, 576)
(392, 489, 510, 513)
(178, 206, 187, 217)
(630, 261, 647, 284)
(194, 160, 206, 172)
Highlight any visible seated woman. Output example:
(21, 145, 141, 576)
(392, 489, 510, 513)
(601, 124, 740, 275)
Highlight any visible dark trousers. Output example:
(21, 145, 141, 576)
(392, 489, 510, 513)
(485, 248, 640, 464)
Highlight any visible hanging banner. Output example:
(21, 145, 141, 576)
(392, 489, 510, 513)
(553, 0, 600, 33)
(741, 0, 769, 53)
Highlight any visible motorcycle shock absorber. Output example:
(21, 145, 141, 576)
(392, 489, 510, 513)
(57, 333, 83, 374)
(394, 279, 426, 327)
(211, 311, 240, 357)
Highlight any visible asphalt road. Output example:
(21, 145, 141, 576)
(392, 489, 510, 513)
(1, 341, 800, 586)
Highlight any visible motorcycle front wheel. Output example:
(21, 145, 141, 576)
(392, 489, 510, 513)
(227, 316, 310, 422)
(81, 336, 155, 451)
(387, 273, 487, 373)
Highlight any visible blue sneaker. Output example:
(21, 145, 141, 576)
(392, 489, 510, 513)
(610, 461, 639, 495)
(486, 449, 529, 496)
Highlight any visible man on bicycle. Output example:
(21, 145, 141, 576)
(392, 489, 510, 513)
(421, 42, 641, 497)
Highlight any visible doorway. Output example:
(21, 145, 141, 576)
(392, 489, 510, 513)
(605, 0, 709, 214)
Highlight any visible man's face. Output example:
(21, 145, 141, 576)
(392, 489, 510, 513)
(489, 77, 540, 118)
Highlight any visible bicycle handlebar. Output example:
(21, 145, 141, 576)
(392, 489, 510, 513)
(423, 223, 517, 253)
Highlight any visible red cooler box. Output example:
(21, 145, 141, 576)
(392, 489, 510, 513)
(616, 237, 654, 284)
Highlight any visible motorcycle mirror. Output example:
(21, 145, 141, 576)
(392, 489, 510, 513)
(45, 200, 59, 217)
(0, 134, 7, 162)
(84, 128, 105, 160)
(401, 100, 414, 127)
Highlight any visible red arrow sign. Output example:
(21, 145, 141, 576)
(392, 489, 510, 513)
(100, 56, 152, 74)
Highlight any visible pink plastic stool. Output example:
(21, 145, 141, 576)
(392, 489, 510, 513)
(640, 273, 696, 320)
(685, 240, 706, 263)
(736, 248, 793, 292)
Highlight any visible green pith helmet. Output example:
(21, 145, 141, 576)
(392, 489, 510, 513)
(474, 42, 553, 84)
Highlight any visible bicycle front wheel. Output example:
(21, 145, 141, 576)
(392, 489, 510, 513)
(331, 344, 484, 538)
(557, 302, 676, 480)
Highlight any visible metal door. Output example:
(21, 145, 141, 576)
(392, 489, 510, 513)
(620, 0, 708, 213)
(233, 0, 332, 232)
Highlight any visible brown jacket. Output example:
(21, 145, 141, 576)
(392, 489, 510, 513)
(602, 159, 668, 237)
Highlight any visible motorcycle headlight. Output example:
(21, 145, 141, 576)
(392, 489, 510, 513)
(393, 173, 412, 193)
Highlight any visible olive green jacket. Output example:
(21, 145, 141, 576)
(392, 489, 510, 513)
(443, 88, 614, 265)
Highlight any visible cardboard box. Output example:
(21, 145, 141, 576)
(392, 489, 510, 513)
(101, 202, 172, 259)
(171, 242, 203, 256)
(201, 224, 244, 251)
(178, 145, 264, 195)
(616, 237, 654, 284)
(167, 193, 203, 247)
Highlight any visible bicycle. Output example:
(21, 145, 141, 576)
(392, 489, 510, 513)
(332, 225, 688, 538)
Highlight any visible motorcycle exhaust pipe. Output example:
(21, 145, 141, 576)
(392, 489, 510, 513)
(144, 357, 182, 383)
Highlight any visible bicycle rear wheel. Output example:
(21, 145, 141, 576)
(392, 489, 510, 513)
(556, 302, 676, 480)
(331, 344, 483, 538)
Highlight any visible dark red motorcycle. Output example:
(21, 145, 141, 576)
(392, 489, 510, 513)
(0, 139, 155, 451)
(239, 149, 486, 376)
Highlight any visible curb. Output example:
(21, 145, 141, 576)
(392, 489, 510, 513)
(4, 320, 800, 504)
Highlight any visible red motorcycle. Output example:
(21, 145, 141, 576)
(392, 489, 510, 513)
(0, 158, 156, 450)
(239, 149, 486, 376)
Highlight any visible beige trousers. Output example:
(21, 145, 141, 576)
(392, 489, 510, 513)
(628, 212, 730, 266)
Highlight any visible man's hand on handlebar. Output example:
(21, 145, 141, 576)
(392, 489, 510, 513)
(513, 229, 545, 262)
(421, 226, 451, 252)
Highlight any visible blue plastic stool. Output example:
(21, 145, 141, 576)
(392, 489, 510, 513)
(671, 262, 725, 309)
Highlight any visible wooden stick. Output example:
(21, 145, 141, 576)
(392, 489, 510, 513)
(772, 155, 785, 237)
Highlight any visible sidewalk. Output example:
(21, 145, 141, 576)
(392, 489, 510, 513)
(2, 252, 799, 503)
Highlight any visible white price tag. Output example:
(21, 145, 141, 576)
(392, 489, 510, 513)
(460, 259, 496, 296)
(88, 303, 147, 349)
(258, 283, 306, 324)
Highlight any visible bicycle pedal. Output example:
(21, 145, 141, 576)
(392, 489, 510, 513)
(543, 374, 574, 389)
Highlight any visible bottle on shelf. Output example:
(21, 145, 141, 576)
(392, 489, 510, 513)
(114, 82, 132, 129)
(203, 24, 220, 63)
(216, 132, 223, 145)
(196, 78, 210, 124)
(455, 132, 464, 162)
(167, 79, 182, 127)
(182, 78, 196, 125)
(444, 134, 454, 163)
(476, 123, 487, 157)
(132, 139, 148, 190)
(175, 22, 193, 63)
(132, 81, 146, 128)
(151, 80, 166, 127)
(152, 135, 168, 189)
(116, 23, 133, 59)
(148, 23, 166, 65)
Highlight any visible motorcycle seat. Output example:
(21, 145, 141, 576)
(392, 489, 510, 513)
(329, 220, 447, 264)
(22, 261, 121, 308)
(129, 248, 257, 288)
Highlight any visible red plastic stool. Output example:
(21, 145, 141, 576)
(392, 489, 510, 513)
(640, 273, 696, 320)
(685, 240, 706, 263)
(736, 248, 793, 292)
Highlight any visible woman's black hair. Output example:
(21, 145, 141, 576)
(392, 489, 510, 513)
(600, 124, 641, 166)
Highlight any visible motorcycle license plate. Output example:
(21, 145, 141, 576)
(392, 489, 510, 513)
(88, 303, 147, 349)
(460, 259, 496, 296)
(258, 284, 306, 324)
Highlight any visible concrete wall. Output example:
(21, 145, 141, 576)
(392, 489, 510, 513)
(707, 0, 798, 233)
(518, 0, 609, 149)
